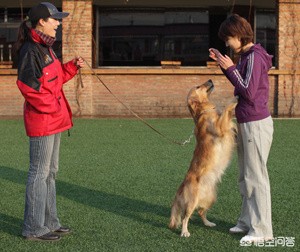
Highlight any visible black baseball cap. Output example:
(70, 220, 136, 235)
(28, 2, 69, 21)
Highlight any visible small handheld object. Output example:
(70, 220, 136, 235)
(212, 48, 222, 58)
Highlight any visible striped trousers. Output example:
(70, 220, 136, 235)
(22, 133, 62, 237)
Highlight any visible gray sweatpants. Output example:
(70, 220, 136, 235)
(236, 116, 273, 238)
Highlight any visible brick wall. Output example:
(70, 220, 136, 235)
(0, 75, 23, 116)
(0, 70, 277, 118)
(68, 73, 276, 118)
(278, 0, 300, 117)
(0, 0, 297, 118)
(90, 74, 236, 117)
(62, 0, 93, 116)
(58, 0, 278, 118)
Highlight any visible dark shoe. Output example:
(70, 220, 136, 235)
(54, 226, 71, 235)
(25, 232, 61, 242)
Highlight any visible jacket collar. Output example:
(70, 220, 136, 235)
(31, 29, 56, 47)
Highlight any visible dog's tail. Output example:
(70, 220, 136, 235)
(169, 200, 181, 229)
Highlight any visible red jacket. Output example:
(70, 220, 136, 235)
(16, 30, 78, 137)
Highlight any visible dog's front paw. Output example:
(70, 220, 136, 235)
(181, 231, 190, 237)
(226, 102, 237, 112)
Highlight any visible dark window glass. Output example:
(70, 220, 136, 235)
(0, 8, 28, 66)
(0, 8, 63, 67)
(98, 9, 209, 67)
(256, 9, 276, 66)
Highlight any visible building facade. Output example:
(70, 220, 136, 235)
(0, 0, 299, 118)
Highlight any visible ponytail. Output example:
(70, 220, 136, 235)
(12, 20, 33, 58)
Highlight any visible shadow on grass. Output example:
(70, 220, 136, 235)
(0, 213, 23, 237)
(0, 166, 170, 236)
(1, 166, 239, 240)
(56, 180, 170, 229)
(169, 211, 239, 240)
(196, 217, 242, 241)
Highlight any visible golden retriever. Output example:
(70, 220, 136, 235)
(169, 79, 237, 237)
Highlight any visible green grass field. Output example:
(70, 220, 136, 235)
(0, 118, 299, 251)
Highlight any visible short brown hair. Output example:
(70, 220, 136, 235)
(218, 14, 254, 47)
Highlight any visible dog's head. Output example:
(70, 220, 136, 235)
(187, 79, 215, 123)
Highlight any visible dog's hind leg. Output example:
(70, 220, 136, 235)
(198, 208, 216, 227)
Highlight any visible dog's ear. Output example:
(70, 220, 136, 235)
(188, 98, 201, 123)
(188, 97, 199, 108)
(188, 98, 199, 112)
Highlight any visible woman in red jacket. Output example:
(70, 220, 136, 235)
(14, 2, 84, 241)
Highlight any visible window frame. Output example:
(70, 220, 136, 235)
(95, 6, 276, 68)
(95, 7, 211, 68)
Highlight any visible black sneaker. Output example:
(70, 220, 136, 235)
(53, 226, 71, 235)
(25, 232, 61, 242)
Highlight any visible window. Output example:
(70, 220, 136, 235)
(255, 9, 276, 66)
(96, 8, 209, 67)
(96, 6, 277, 67)
(0, 7, 63, 68)
(0, 8, 26, 68)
